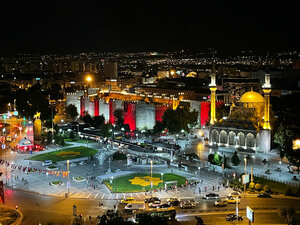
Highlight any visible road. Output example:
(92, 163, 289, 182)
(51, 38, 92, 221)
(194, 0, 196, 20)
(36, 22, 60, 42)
(3, 189, 300, 225)
(177, 211, 300, 225)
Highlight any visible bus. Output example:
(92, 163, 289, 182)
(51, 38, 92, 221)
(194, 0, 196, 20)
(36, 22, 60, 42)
(131, 207, 176, 223)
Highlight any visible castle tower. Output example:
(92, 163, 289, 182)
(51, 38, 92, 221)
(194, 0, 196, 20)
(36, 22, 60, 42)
(209, 61, 217, 124)
(262, 71, 271, 130)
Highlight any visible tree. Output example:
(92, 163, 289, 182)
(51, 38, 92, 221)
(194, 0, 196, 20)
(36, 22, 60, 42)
(81, 113, 93, 126)
(274, 123, 293, 159)
(280, 207, 296, 225)
(94, 115, 105, 129)
(65, 104, 79, 121)
(152, 121, 165, 134)
(99, 123, 112, 138)
(114, 109, 124, 127)
(231, 151, 241, 166)
(162, 106, 198, 133)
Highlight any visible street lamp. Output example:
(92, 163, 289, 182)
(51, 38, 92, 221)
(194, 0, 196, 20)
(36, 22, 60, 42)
(161, 172, 164, 181)
(150, 160, 153, 190)
(244, 157, 247, 195)
(198, 166, 201, 181)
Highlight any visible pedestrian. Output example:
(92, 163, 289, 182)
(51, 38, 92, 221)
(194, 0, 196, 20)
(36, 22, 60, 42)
(89, 215, 91, 221)
(218, 186, 220, 191)
(213, 185, 214, 191)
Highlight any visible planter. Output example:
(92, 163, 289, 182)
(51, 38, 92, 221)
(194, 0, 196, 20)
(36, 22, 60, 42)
(73, 177, 86, 182)
(51, 181, 64, 186)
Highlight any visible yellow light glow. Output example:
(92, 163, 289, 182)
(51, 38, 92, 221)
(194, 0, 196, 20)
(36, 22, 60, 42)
(85, 75, 92, 82)
(170, 70, 175, 75)
(293, 139, 300, 150)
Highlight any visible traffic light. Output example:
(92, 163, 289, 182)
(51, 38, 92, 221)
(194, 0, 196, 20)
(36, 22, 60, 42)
(15, 205, 18, 210)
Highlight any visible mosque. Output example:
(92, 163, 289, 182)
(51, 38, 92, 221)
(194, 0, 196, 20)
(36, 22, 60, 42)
(208, 67, 272, 154)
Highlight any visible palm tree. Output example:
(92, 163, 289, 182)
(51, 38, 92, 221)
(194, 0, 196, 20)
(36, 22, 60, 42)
(280, 207, 296, 225)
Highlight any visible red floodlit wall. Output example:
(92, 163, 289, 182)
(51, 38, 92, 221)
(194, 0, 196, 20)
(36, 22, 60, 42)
(200, 101, 224, 126)
(200, 102, 210, 126)
(109, 100, 115, 124)
(94, 99, 99, 116)
(155, 106, 168, 122)
(80, 97, 85, 117)
(123, 102, 136, 131)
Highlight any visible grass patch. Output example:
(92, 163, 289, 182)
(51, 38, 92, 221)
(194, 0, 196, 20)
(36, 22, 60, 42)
(51, 181, 63, 185)
(104, 173, 186, 193)
(227, 176, 299, 194)
(252, 176, 298, 194)
(28, 146, 98, 163)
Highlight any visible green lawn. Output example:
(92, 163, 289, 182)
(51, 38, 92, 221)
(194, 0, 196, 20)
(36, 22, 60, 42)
(253, 176, 298, 194)
(28, 146, 98, 163)
(104, 173, 187, 193)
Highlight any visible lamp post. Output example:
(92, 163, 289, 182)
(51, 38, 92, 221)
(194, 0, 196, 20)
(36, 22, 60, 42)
(244, 157, 247, 196)
(67, 160, 70, 197)
(161, 172, 164, 181)
(150, 160, 153, 192)
(198, 166, 201, 181)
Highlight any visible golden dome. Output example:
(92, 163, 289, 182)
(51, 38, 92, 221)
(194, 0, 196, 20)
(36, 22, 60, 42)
(239, 91, 265, 103)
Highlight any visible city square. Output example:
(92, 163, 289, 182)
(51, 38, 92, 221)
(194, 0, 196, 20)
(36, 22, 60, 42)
(1, 2, 300, 225)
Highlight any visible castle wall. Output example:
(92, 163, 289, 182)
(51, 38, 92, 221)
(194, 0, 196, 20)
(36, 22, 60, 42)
(136, 103, 155, 130)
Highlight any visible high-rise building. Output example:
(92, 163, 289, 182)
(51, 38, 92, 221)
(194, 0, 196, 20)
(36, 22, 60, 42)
(104, 61, 118, 79)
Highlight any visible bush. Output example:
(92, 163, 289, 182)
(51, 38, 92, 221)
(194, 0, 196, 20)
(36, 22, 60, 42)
(249, 182, 255, 189)
(285, 187, 294, 196)
(255, 183, 262, 190)
(263, 185, 270, 192)
(231, 152, 241, 166)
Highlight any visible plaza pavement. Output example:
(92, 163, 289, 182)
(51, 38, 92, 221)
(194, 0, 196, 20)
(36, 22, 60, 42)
(2, 129, 299, 203)
(1, 141, 233, 202)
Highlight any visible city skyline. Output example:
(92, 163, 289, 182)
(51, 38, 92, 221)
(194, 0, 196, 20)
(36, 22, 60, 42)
(1, 1, 299, 56)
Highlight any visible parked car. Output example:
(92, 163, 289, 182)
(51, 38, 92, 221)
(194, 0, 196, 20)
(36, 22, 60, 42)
(144, 197, 161, 203)
(226, 214, 243, 221)
(257, 193, 271, 198)
(203, 193, 219, 200)
(157, 203, 171, 209)
(214, 200, 228, 207)
(226, 197, 240, 204)
(148, 201, 162, 208)
(42, 160, 52, 166)
(180, 200, 197, 209)
(121, 197, 135, 204)
(167, 197, 180, 206)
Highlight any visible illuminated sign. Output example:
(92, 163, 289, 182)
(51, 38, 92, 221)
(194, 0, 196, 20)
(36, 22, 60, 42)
(242, 174, 250, 184)
(246, 206, 254, 222)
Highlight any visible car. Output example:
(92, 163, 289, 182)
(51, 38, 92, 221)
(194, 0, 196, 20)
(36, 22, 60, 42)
(148, 201, 162, 208)
(214, 200, 228, 207)
(42, 160, 52, 166)
(121, 197, 135, 204)
(124, 202, 145, 211)
(180, 200, 197, 209)
(203, 193, 219, 200)
(257, 193, 271, 198)
(167, 197, 180, 206)
(226, 197, 240, 204)
(226, 213, 243, 221)
(144, 197, 161, 203)
(157, 203, 171, 209)
(228, 191, 241, 198)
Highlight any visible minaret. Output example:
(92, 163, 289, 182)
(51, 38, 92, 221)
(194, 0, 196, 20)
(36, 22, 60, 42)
(262, 70, 271, 130)
(209, 61, 217, 125)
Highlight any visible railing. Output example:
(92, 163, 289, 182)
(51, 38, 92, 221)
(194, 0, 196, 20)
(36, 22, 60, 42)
(253, 173, 300, 187)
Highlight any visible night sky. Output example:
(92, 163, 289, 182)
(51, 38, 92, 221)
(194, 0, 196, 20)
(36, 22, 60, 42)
(0, 1, 299, 56)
